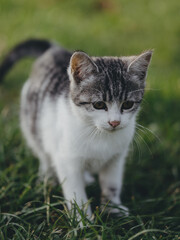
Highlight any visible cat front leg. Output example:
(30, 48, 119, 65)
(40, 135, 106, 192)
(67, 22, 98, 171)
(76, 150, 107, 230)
(99, 152, 129, 216)
(54, 156, 92, 218)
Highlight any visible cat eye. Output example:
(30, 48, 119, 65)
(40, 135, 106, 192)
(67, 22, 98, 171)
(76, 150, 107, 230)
(93, 101, 107, 110)
(79, 102, 89, 105)
(121, 101, 134, 111)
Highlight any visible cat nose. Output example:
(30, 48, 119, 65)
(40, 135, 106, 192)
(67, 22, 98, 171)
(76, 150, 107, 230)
(108, 121, 120, 128)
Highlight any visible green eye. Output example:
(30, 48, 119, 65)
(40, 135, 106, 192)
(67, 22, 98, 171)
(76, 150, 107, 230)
(93, 101, 107, 110)
(121, 101, 134, 110)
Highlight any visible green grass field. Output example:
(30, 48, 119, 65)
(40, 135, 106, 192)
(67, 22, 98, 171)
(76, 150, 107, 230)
(0, 0, 180, 239)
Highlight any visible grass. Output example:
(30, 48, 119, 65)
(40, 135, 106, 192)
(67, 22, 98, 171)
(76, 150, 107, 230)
(0, 0, 180, 239)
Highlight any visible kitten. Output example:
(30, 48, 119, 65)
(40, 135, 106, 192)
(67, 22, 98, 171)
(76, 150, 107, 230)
(0, 39, 152, 218)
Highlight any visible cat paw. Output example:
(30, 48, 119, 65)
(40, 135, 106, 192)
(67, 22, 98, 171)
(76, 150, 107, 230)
(36, 173, 58, 187)
(101, 203, 129, 217)
(108, 204, 129, 216)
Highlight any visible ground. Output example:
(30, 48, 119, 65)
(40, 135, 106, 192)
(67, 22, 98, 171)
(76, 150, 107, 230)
(0, 0, 180, 239)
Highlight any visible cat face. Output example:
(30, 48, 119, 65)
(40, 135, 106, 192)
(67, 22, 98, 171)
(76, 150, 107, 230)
(68, 51, 152, 132)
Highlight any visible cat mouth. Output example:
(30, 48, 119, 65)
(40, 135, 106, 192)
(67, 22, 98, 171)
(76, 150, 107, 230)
(99, 126, 121, 132)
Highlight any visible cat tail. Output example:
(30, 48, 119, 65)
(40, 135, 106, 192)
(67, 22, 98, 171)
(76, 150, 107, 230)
(0, 38, 54, 82)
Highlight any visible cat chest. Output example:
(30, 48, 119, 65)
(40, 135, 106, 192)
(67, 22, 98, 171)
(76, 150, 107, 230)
(71, 133, 129, 172)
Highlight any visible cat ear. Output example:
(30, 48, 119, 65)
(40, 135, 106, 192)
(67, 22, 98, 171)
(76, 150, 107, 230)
(69, 51, 99, 83)
(127, 50, 153, 81)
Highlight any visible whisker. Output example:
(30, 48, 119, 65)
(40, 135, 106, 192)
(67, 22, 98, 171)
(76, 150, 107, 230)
(145, 88, 161, 91)
(127, 89, 144, 94)
(136, 126, 152, 143)
(136, 123, 161, 143)
(89, 127, 98, 142)
(71, 125, 94, 147)
(135, 130, 153, 156)
(129, 140, 135, 162)
(133, 135, 142, 161)
(127, 88, 160, 95)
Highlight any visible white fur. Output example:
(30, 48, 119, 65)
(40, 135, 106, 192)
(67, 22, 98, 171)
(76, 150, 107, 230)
(21, 79, 136, 218)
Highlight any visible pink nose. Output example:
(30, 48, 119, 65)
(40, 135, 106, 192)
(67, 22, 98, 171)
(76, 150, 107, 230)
(108, 121, 120, 128)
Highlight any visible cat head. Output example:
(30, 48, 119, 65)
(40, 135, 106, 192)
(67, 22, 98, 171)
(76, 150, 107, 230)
(68, 50, 153, 132)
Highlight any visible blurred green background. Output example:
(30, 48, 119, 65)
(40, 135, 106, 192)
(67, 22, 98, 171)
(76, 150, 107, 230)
(0, 0, 180, 239)
(0, 0, 180, 96)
